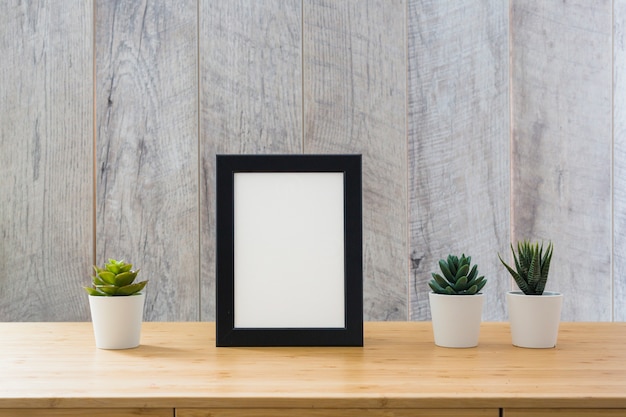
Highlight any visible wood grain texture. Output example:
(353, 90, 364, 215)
(614, 0, 626, 321)
(0, 1, 93, 321)
(504, 411, 626, 417)
(408, 1, 510, 321)
(510, 0, 613, 320)
(0, 411, 172, 417)
(177, 410, 497, 417)
(2, 1, 624, 324)
(95, 0, 199, 320)
(304, 0, 407, 320)
(199, 1, 303, 320)
(2, 322, 626, 409)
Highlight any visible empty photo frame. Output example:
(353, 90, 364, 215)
(216, 154, 363, 346)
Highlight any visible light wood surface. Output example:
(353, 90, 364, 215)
(504, 411, 626, 417)
(1, 322, 625, 411)
(407, 0, 510, 321)
(177, 410, 496, 417)
(0, 410, 170, 417)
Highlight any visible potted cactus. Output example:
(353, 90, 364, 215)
(84, 259, 148, 349)
(428, 254, 487, 348)
(498, 240, 562, 348)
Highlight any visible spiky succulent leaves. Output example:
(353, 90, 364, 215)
(498, 246, 529, 294)
(84, 286, 103, 296)
(84, 259, 147, 296)
(429, 273, 449, 294)
(537, 242, 553, 294)
(499, 241, 553, 295)
(438, 258, 455, 283)
(466, 264, 487, 294)
(429, 254, 486, 295)
(526, 243, 541, 291)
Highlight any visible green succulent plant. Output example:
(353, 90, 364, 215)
(84, 258, 147, 296)
(498, 240, 553, 295)
(429, 254, 487, 295)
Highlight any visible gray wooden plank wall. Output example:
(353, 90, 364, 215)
(615, 0, 626, 321)
(511, 0, 613, 320)
(1, 0, 625, 322)
(198, 0, 304, 320)
(303, 0, 407, 320)
(95, 0, 199, 321)
(408, 1, 510, 321)
(0, 1, 93, 321)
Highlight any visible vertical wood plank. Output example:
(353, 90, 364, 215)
(199, 0, 303, 320)
(0, 1, 93, 321)
(408, 1, 510, 320)
(304, 0, 408, 320)
(615, 0, 626, 321)
(511, 0, 612, 320)
(95, 0, 199, 320)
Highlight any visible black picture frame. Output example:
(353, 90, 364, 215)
(215, 154, 363, 347)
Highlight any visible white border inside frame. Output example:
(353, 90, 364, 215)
(233, 172, 345, 328)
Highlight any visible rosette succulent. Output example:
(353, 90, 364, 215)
(429, 254, 486, 295)
(84, 258, 147, 296)
(498, 240, 553, 295)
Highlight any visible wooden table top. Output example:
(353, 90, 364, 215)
(0, 322, 625, 409)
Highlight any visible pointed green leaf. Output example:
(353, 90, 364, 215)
(466, 264, 478, 281)
(499, 252, 530, 294)
(444, 286, 457, 295)
(84, 287, 106, 296)
(467, 275, 484, 288)
(116, 280, 147, 296)
(537, 242, 553, 294)
(106, 261, 121, 274)
(97, 271, 116, 285)
(431, 273, 449, 288)
(455, 264, 469, 280)
(447, 255, 458, 276)
(527, 248, 540, 292)
(95, 285, 118, 295)
(429, 281, 447, 294)
(514, 243, 527, 278)
(91, 275, 107, 286)
(454, 276, 468, 291)
(439, 259, 455, 282)
(113, 270, 138, 287)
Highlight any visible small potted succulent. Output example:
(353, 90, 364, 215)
(498, 240, 562, 348)
(428, 254, 487, 348)
(85, 259, 148, 349)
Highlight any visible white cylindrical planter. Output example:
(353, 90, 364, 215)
(507, 291, 563, 348)
(88, 293, 146, 349)
(429, 292, 484, 348)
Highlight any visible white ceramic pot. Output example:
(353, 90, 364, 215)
(429, 292, 484, 348)
(507, 291, 563, 348)
(88, 293, 146, 349)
